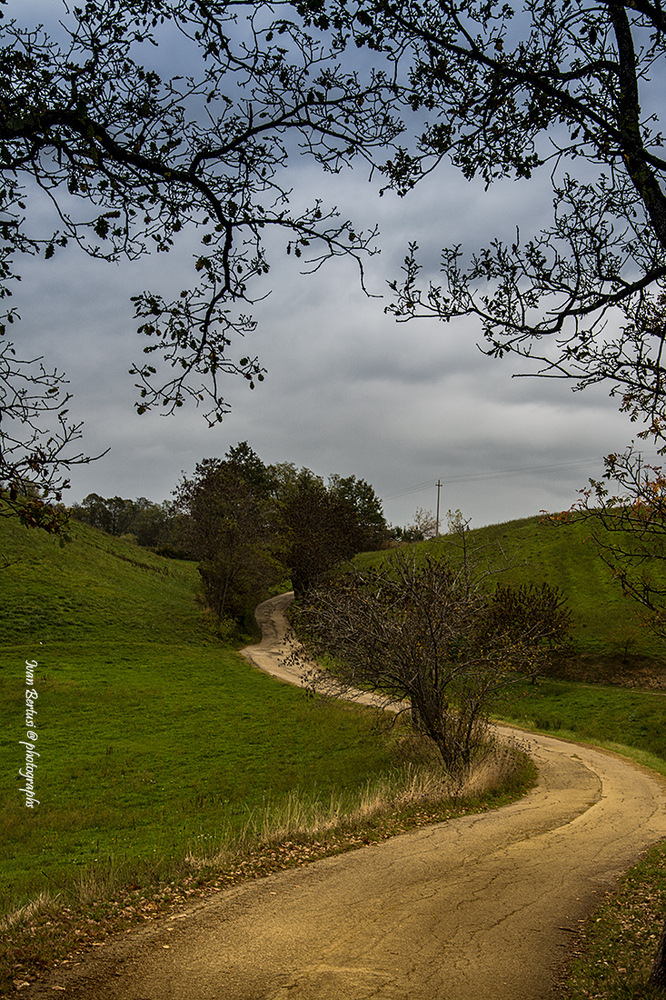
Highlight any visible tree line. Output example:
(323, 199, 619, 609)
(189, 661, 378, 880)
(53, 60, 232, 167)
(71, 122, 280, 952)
(71, 441, 390, 631)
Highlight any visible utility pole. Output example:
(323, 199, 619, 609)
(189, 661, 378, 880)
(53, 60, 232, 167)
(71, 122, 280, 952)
(435, 479, 442, 537)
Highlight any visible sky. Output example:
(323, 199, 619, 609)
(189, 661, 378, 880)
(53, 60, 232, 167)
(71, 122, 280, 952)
(7, 3, 650, 531)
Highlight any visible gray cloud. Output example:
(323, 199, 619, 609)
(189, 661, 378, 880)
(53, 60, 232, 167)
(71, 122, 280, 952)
(6, 118, 646, 533)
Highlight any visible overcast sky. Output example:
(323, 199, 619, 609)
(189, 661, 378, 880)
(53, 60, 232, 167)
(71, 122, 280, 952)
(9, 4, 649, 531)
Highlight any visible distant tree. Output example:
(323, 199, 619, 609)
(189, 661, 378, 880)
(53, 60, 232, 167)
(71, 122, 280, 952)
(266, 461, 301, 498)
(72, 494, 132, 535)
(126, 498, 174, 549)
(415, 507, 438, 541)
(391, 508, 439, 543)
(279, 468, 347, 596)
(294, 551, 570, 774)
(279, 467, 387, 595)
(446, 509, 468, 534)
(328, 473, 389, 551)
(171, 447, 388, 615)
(225, 441, 272, 495)
(173, 457, 283, 625)
(71, 493, 173, 547)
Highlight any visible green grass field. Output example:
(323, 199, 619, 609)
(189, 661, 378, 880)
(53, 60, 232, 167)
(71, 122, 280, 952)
(3, 510, 666, 999)
(0, 519, 406, 915)
(496, 678, 666, 769)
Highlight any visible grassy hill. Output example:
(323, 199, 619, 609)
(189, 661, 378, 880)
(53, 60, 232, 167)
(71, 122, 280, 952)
(3, 512, 666, 1000)
(355, 513, 666, 779)
(357, 513, 666, 680)
(0, 518, 405, 917)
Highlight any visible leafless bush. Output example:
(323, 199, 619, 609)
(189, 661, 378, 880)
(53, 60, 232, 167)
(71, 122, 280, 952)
(292, 551, 569, 776)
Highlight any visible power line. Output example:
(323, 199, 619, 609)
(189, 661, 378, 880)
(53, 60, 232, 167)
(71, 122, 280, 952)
(382, 457, 602, 502)
(383, 479, 436, 501)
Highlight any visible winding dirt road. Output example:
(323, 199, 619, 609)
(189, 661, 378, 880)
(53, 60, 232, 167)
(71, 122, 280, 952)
(33, 594, 666, 1000)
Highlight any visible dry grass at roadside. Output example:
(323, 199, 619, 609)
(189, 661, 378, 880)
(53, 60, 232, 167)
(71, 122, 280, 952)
(193, 739, 523, 859)
(2, 740, 534, 997)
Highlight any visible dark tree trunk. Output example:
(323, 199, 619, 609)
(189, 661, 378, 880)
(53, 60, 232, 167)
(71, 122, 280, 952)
(649, 916, 666, 990)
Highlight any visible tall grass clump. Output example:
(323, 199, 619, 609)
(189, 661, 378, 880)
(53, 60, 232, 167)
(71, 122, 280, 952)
(186, 737, 534, 867)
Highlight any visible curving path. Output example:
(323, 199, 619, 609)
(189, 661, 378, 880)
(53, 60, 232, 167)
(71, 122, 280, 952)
(33, 594, 666, 1000)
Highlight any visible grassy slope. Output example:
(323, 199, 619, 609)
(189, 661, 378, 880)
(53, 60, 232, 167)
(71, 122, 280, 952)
(358, 514, 666, 665)
(356, 514, 666, 764)
(0, 519, 400, 914)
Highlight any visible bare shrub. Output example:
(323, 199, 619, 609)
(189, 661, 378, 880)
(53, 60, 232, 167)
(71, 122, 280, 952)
(292, 551, 569, 776)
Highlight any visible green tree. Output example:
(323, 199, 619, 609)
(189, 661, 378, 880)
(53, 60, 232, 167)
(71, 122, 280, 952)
(173, 457, 283, 627)
(71, 494, 125, 535)
(71, 493, 174, 547)
(128, 498, 174, 549)
(280, 468, 345, 597)
(279, 467, 387, 595)
(328, 473, 389, 551)
(225, 441, 272, 495)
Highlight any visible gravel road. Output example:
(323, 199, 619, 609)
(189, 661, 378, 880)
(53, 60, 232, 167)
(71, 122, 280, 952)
(31, 593, 666, 1000)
